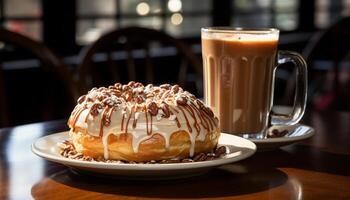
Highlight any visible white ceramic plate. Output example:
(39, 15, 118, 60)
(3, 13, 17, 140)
(32, 132, 256, 180)
(249, 124, 315, 151)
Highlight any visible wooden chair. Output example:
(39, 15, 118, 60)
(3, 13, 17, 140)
(304, 17, 350, 110)
(77, 27, 202, 95)
(0, 28, 80, 127)
(283, 17, 350, 111)
(0, 66, 8, 127)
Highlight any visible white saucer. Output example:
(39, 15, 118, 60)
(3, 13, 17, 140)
(249, 124, 315, 151)
(32, 132, 256, 180)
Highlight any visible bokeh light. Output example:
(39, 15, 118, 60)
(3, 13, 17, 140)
(136, 2, 150, 16)
(171, 13, 183, 25)
(168, 0, 182, 12)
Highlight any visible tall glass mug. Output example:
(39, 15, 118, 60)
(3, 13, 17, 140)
(201, 27, 307, 138)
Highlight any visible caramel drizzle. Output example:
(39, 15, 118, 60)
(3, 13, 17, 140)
(99, 107, 115, 138)
(70, 98, 87, 118)
(70, 106, 86, 131)
(190, 103, 213, 130)
(171, 107, 179, 113)
(205, 110, 216, 130)
(183, 105, 200, 134)
(70, 107, 79, 120)
(174, 117, 181, 128)
(132, 112, 138, 129)
(125, 109, 133, 134)
(190, 102, 209, 131)
(178, 106, 192, 133)
(99, 107, 111, 137)
(106, 107, 115, 125)
(150, 115, 153, 134)
(84, 104, 94, 123)
(169, 107, 181, 128)
(203, 111, 213, 130)
(193, 102, 213, 131)
(84, 110, 90, 123)
(145, 106, 151, 135)
(169, 110, 181, 128)
(121, 107, 127, 131)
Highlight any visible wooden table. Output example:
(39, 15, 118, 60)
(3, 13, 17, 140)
(1, 110, 349, 200)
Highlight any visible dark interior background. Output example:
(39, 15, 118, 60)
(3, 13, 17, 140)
(1, 0, 349, 126)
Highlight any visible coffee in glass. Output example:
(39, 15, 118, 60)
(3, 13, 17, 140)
(201, 28, 307, 137)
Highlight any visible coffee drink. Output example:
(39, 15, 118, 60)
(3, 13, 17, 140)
(202, 28, 307, 137)
(202, 29, 278, 134)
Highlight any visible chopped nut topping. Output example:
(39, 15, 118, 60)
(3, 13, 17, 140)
(90, 103, 102, 116)
(77, 95, 86, 104)
(59, 140, 227, 164)
(124, 91, 133, 101)
(102, 97, 120, 107)
(160, 84, 171, 90)
(160, 102, 170, 118)
(147, 102, 158, 116)
(108, 85, 116, 90)
(75, 81, 215, 121)
(175, 96, 187, 105)
(110, 89, 122, 97)
(114, 83, 122, 90)
(268, 129, 289, 138)
(128, 81, 136, 87)
(122, 85, 131, 91)
(171, 84, 180, 94)
(215, 146, 227, 157)
(135, 96, 144, 104)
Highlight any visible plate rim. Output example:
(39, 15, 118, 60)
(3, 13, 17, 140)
(249, 124, 315, 143)
(31, 132, 256, 171)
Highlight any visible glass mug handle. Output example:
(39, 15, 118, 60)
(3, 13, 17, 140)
(270, 51, 308, 126)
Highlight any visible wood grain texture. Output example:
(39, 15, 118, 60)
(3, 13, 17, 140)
(0, 110, 350, 200)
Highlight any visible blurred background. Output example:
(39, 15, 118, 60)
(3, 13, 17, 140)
(0, 0, 350, 127)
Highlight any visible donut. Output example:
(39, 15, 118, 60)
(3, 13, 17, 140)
(67, 82, 220, 162)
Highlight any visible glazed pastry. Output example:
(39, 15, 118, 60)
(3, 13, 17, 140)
(67, 82, 220, 162)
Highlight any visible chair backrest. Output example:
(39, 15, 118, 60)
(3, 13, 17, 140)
(0, 66, 8, 126)
(282, 17, 350, 110)
(78, 27, 202, 95)
(302, 17, 350, 110)
(303, 17, 350, 63)
(0, 28, 80, 127)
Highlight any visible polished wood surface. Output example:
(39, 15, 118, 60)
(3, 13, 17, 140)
(0, 110, 349, 199)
